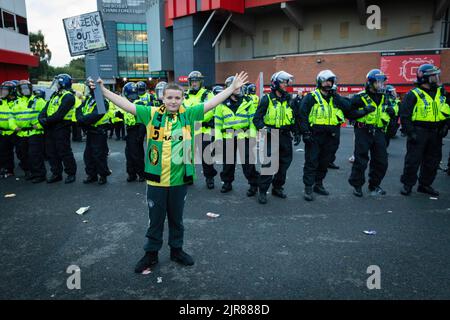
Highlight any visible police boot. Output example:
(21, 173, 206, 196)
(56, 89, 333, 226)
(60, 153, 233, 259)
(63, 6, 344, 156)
(127, 174, 137, 182)
(369, 185, 386, 196)
(83, 176, 98, 184)
(258, 192, 268, 204)
(24, 171, 33, 181)
(272, 188, 287, 199)
(137, 175, 146, 183)
(170, 248, 194, 266)
(65, 175, 76, 184)
(304, 186, 314, 201)
(417, 185, 439, 197)
(206, 178, 214, 190)
(221, 182, 232, 193)
(400, 184, 412, 196)
(313, 183, 330, 196)
(47, 175, 62, 184)
(134, 251, 159, 273)
(32, 176, 46, 184)
(328, 162, 340, 170)
(98, 176, 107, 185)
(247, 186, 258, 197)
(353, 186, 363, 197)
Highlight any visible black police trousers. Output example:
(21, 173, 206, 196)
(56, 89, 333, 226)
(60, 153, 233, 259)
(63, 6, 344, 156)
(349, 126, 388, 188)
(401, 126, 442, 187)
(84, 127, 110, 178)
(144, 184, 188, 252)
(125, 124, 146, 178)
(220, 136, 259, 186)
(72, 123, 83, 142)
(303, 127, 340, 187)
(14, 136, 30, 173)
(0, 134, 15, 173)
(45, 125, 77, 176)
(28, 134, 46, 179)
(259, 129, 293, 193)
(200, 133, 217, 179)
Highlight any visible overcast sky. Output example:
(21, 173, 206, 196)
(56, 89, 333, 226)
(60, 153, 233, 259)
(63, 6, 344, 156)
(26, 0, 97, 67)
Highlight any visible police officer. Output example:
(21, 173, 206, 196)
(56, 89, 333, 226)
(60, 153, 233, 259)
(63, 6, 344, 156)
(38, 74, 77, 184)
(76, 79, 112, 185)
(72, 92, 84, 142)
(184, 71, 217, 189)
(136, 81, 156, 107)
(27, 88, 47, 183)
(246, 83, 259, 106)
(384, 85, 400, 148)
(153, 81, 167, 107)
(109, 102, 125, 140)
(122, 82, 146, 182)
(253, 71, 299, 204)
(13, 81, 46, 181)
(215, 76, 260, 196)
(0, 81, 18, 177)
(212, 85, 224, 96)
(300, 70, 350, 201)
(348, 69, 395, 197)
(400, 64, 450, 196)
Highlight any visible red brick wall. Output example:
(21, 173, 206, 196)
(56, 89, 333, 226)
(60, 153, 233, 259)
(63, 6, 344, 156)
(441, 49, 450, 83)
(216, 49, 450, 85)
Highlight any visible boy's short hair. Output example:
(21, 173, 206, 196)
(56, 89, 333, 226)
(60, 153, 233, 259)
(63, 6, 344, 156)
(163, 83, 184, 96)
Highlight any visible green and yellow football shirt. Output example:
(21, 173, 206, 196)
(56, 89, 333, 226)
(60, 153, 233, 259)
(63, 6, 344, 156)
(136, 104, 204, 187)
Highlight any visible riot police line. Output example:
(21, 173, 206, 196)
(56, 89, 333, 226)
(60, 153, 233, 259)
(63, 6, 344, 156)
(1, 64, 449, 204)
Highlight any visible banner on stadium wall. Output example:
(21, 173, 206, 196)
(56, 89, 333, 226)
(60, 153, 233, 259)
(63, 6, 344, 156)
(263, 86, 365, 95)
(380, 50, 441, 84)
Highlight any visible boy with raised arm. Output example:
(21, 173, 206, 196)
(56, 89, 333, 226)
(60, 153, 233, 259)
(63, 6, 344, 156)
(91, 72, 248, 272)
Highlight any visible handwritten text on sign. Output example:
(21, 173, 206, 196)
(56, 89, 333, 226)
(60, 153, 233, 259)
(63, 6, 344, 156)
(63, 11, 108, 57)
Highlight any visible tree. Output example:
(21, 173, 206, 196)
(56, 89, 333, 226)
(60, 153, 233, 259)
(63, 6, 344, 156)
(30, 30, 52, 63)
(53, 57, 86, 80)
(29, 30, 53, 81)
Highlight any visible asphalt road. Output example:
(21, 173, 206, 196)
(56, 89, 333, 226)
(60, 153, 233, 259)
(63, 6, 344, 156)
(1, 128, 449, 300)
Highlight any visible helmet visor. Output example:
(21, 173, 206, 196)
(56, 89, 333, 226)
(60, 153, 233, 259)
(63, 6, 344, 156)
(0, 86, 9, 99)
(156, 88, 164, 100)
(428, 74, 441, 86)
(19, 84, 32, 97)
(189, 80, 202, 91)
(374, 79, 387, 93)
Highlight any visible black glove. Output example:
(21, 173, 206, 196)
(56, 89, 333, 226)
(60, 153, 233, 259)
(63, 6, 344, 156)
(294, 133, 301, 146)
(302, 132, 314, 145)
(364, 105, 376, 114)
(385, 107, 395, 117)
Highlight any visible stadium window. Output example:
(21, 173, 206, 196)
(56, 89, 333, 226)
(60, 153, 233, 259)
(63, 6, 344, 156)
(262, 29, 269, 45)
(2, 10, 16, 31)
(377, 18, 388, 37)
(16, 15, 28, 35)
(283, 27, 291, 44)
(340, 22, 349, 39)
(410, 16, 421, 34)
(313, 24, 321, 41)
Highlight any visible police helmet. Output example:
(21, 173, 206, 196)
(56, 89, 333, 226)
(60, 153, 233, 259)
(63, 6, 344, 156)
(122, 82, 139, 102)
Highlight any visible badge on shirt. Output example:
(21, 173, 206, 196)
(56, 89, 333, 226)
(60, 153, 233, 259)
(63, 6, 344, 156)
(150, 145, 160, 166)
